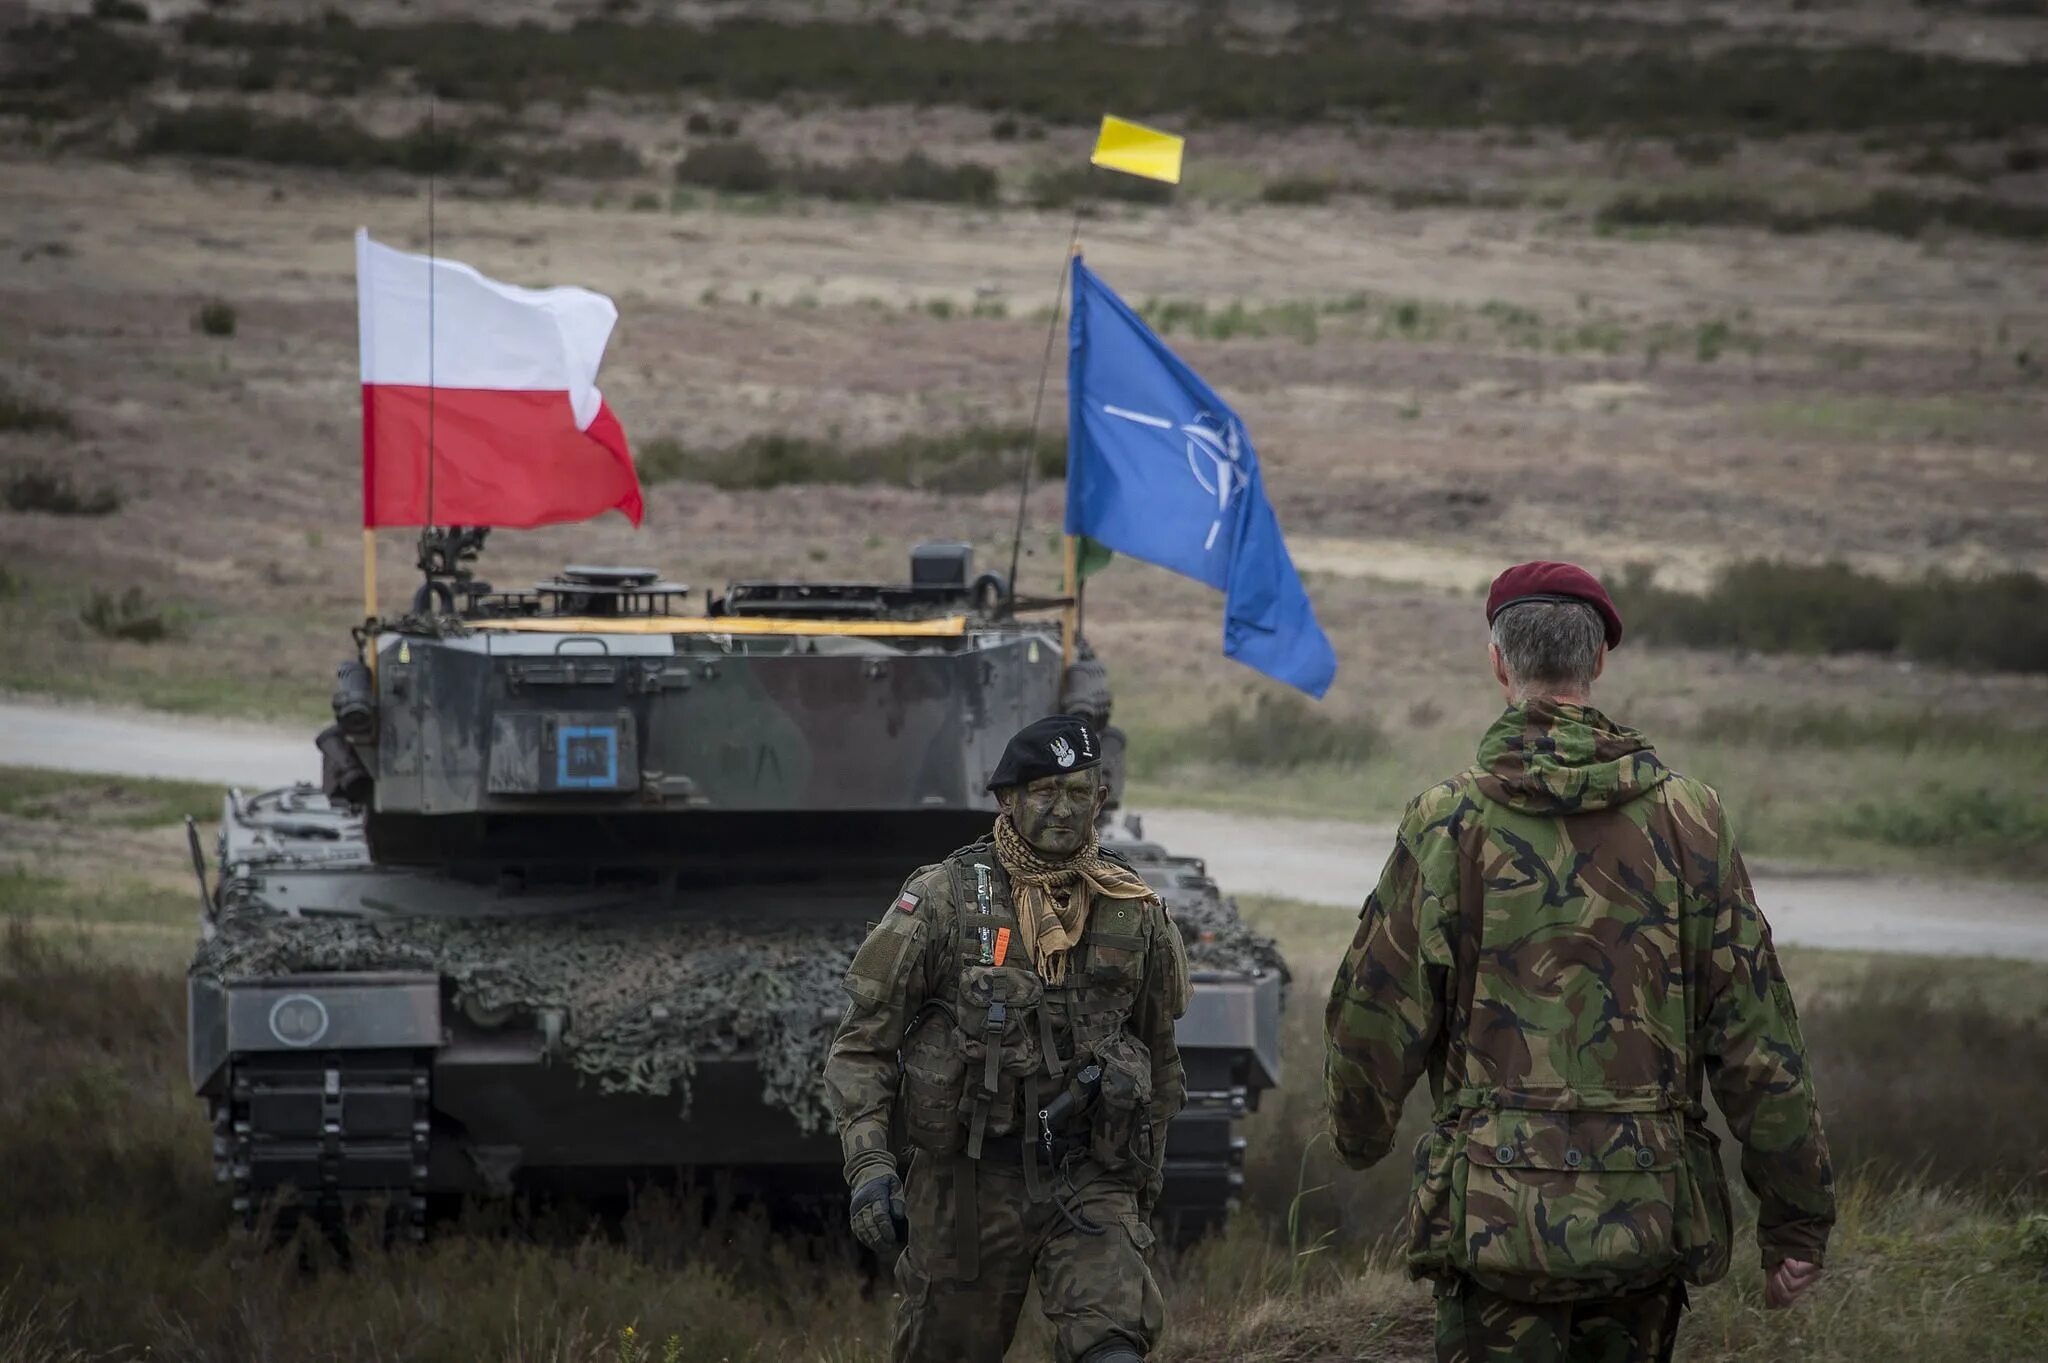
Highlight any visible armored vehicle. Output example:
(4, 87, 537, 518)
(187, 534, 1284, 1243)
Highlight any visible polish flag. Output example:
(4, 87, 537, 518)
(356, 229, 643, 528)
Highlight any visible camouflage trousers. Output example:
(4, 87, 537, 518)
(1433, 1277, 1688, 1363)
(892, 1149, 1164, 1363)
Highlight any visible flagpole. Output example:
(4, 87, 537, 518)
(363, 528, 377, 620)
(1061, 532, 1079, 667)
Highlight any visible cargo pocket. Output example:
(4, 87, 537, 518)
(1675, 1122, 1734, 1287)
(955, 966, 1043, 1139)
(1405, 1122, 1460, 1277)
(1088, 1034, 1154, 1171)
(900, 1004, 965, 1156)
(1461, 1108, 1684, 1297)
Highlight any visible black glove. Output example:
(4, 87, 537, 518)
(849, 1170, 908, 1253)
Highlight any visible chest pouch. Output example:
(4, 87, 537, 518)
(956, 965, 1044, 1156)
(899, 1001, 966, 1156)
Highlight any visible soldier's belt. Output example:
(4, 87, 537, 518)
(974, 1133, 1028, 1165)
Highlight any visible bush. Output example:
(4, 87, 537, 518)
(79, 587, 172, 642)
(675, 142, 999, 205)
(1026, 165, 1174, 209)
(673, 138, 776, 193)
(1597, 189, 2048, 243)
(0, 385, 76, 437)
(638, 424, 1064, 492)
(4, 466, 118, 516)
(1188, 692, 1386, 771)
(136, 105, 503, 175)
(524, 134, 645, 179)
(90, 0, 150, 20)
(786, 152, 999, 206)
(191, 299, 236, 337)
(163, 15, 2048, 138)
(1613, 560, 2048, 674)
(1260, 175, 1337, 205)
(0, 18, 161, 120)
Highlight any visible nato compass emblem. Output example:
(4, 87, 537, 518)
(1101, 402, 1250, 553)
(1050, 736, 1077, 768)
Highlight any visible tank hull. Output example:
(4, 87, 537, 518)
(189, 789, 1281, 1242)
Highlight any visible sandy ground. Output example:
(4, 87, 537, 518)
(7, 696, 2042, 960)
(5, 148, 2046, 744)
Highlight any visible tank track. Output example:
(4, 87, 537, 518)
(216, 1049, 432, 1241)
(1155, 1078, 1249, 1245)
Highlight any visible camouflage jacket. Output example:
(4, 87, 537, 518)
(1325, 701, 1834, 1298)
(824, 836, 1189, 1206)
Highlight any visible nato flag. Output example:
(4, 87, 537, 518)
(1065, 258, 1337, 697)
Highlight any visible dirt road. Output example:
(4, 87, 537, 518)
(7, 698, 2044, 960)
(1138, 809, 2048, 962)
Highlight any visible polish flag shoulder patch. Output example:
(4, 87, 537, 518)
(894, 891, 921, 915)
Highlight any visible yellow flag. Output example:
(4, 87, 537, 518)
(1089, 115, 1184, 185)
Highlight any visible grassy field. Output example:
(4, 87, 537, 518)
(2, 772, 2045, 1361)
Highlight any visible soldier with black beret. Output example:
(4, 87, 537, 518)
(824, 714, 1190, 1363)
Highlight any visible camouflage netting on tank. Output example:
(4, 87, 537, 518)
(1174, 898, 1290, 983)
(191, 886, 1286, 1131)
(193, 906, 865, 1132)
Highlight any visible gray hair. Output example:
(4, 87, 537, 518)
(1490, 600, 1605, 698)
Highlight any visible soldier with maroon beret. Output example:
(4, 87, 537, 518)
(1326, 561, 1834, 1363)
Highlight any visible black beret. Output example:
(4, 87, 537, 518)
(987, 714, 1103, 791)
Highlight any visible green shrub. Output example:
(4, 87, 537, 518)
(1381, 183, 1525, 211)
(1680, 704, 2042, 754)
(91, 0, 150, 21)
(637, 424, 1063, 492)
(1186, 692, 1386, 772)
(673, 138, 775, 193)
(4, 466, 117, 516)
(524, 134, 646, 179)
(0, 385, 76, 437)
(162, 15, 2048, 138)
(136, 105, 502, 175)
(1260, 175, 1337, 205)
(79, 587, 172, 643)
(1614, 560, 2048, 674)
(191, 299, 236, 337)
(1026, 165, 1173, 209)
(0, 18, 162, 120)
(785, 152, 999, 205)
(1597, 189, 2048, 243)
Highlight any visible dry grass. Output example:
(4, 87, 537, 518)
(0, 858, 2043, 1361)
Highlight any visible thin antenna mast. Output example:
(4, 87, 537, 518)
(1004, 209, 1084, 602)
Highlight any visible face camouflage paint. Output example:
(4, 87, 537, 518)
(1009, 768, 1103, 858)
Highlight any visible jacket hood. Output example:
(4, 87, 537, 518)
(1473, 700, 1669, 816)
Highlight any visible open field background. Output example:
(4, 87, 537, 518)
(3, 2, 2048, 1359)
(4, 0, 2048, 882)
(2, 768, 2046, 1362)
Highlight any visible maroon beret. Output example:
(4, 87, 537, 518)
(1485, 561, 1624, 649)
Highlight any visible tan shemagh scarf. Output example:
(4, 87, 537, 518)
(991, 815, 1157, 985)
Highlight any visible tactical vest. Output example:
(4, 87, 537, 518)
(1404, 815, 1735, 1301)
(897, 842, 1158, 1182)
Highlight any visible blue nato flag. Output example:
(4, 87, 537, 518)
(1064, 258, 1338, 698)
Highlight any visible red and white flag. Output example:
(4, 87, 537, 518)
(356, 229, 643, 528)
